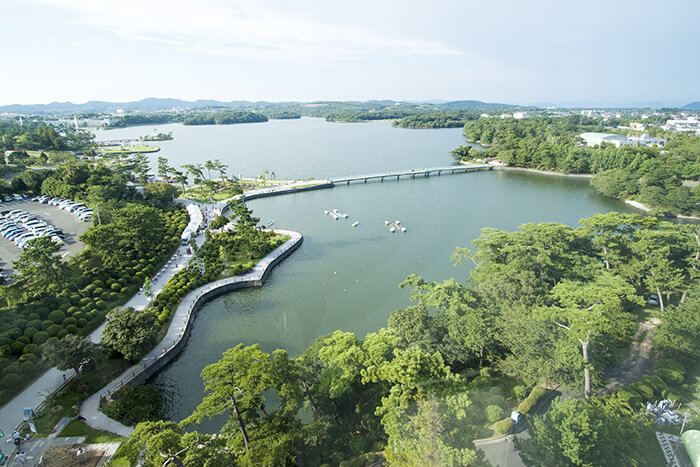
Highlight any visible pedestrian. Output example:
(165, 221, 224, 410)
(62, 373, 66, 381)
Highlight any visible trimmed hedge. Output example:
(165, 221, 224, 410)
(517, 385, 547, 415)
(494, 417, 514, 435)
(485, 405, 505, 422)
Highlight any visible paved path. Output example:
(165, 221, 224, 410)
(0, 201, 205, 439)
(601, 318, 659, 394)
(80, 228, 302, 437)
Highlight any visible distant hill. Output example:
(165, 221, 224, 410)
(683, 101, 700, 110)
(441, 100, 520, 110)
(0, 97, 521, 115)
(0, 98, 255, 115)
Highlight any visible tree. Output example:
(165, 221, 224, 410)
(449, 145, 472, 161)
(42, 334, 101, 377)
(653, 287, 700, 366)
(173, 170, 188, 193)
(157, 156, 170, 180)
(209, 215, 229, 230)
(144, 181, 180, 205)
(101, 307, 159, 362)
(204, 160, 216, 182)
(516, 397, 653, 467)
(188, 344, 276, 452)
(214, 159, 228, 186)
(544, 271, 641, 398)
(9, 236, 70, 300)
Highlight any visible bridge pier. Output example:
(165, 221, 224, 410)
(347, 181, 350, 185)
(364, 178, 367, 183)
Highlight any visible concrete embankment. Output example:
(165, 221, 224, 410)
(80, 229, 303, 436)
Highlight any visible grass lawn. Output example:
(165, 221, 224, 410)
(58, 419, 124, 444)
(21, 386, 84, 436)
(100, 145, 160, 155)
(107, 457, 131, 467)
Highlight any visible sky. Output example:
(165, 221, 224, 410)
(1, 0, 698, 107)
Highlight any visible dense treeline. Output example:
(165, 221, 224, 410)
(460, 116, 700, 216)
(0, 160, 187, 405)
(183, 110, 268, 126)
(117, 213, 698, 466)
(392, 111, 476, 128)
(0, 120, 93, 151)
(108, 113, 183, 128)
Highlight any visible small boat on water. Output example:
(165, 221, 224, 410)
(333, 209, 349, 218)
(352, 221, 359, 227)
(324, 210, 329, 215)
(389, 226, 395, 233)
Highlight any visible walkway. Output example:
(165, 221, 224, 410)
(0, 201, 204, 439)
(330, 163, 491, 184)
(80, 229, 302, 436)
(601, 318, 659, 394)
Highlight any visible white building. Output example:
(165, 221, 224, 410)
(580, 132, 665, 148)
(664, 116, 700, 134)
(513, 111, 528, 119)
(630, 122, 646, 131)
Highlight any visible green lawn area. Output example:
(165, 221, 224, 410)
(26, 387, 84, 436)
(107, 457, 131, 467)
(58, 419, 124, 444)
(100, 145, 160, 155)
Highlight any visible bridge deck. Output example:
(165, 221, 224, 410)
(330, 164, 491, 184)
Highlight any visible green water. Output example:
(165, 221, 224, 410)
(154, 169, 637, 426)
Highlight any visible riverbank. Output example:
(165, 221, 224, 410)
(492, 165, 594, 179)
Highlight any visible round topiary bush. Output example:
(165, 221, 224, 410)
(19, 353, 36, 364)
(57, 330, 68, 339)
(95, 300, 107, 310)
(494, 417, 514, 435)
(78, 318, 87, 327)
(47, 324, 62, 337)
(11, 341, 26, 356)
(110, 282, 121, 291)
(48, 310, 66, 324)
(23, 327, 38, 339)
(67, 306, 79, 316)
(20, 361, 35, 374)
(33, 331, 49, 346)
(58, 302, 71, 313)
(1, 373, 20, 387)
(63, 317, 77, 327)
(1, 365, 18, 377)
(485, 405, 505, 423)
(22, 343, 38, 355)
(487, 394, 506, 408)
(65, 324, 78, 334)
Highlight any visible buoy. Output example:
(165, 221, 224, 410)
(323, 282, 327, 285)
(343, 289, 347, 292)
(334, 271, 337, 275)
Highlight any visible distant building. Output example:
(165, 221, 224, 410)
(513, 111, 528, 119)
(630, 122, 646, 130)
(664, 116, 700, 134)
(499, 113, 512, 119)
(580, 132, 665, 148)
(480, 113, 490, 118)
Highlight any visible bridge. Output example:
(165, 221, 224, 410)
(330, 163, 492, 185)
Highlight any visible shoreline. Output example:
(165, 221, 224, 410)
(492, 165, 594, 179)
(625, 199, 700, 220)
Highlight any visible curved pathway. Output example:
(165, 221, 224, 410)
(80, 229, 303, 436)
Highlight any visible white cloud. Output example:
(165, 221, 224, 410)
(29, 0, 462, 61)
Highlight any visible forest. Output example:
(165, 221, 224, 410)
(112, 212, 699, 466)
(459, 116, 700, 216)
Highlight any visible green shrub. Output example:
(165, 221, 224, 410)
(0, 373, 19, 387)
(631, 383, 653, 401)
(485, 405, 505, 422)
(63, 317, 77, 327)
(641, 375, 667, 397)
(487, 394, 506, 408)
(48, 310, 66, 324)
(530, 385, 546, 400)
(493, 417, 514, 435)
(480, 367, 495, 378)
(517, 397, 536, 414)
(657, 358, 685, 374)
(11, 341, 26, 355)
(23, 343, 38, 355)
(99, 384, 162, 426)
(615, 388, 642, 408)
(33, 331, 49, 346)
(47, 324, 62, 336)
(19, 353, 36, 363)
(20, 361, 35, 374)
(657, 367, 684, 386)
(1, 365, 18, 377)
(111, 283, 121, 291)
(67, 306, 79, 315)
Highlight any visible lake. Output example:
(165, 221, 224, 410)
(96, 118, 638, 427)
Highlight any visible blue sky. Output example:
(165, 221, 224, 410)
(1, 0, 698, 106)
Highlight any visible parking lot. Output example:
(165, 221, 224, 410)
(0, 199, 91, 274)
